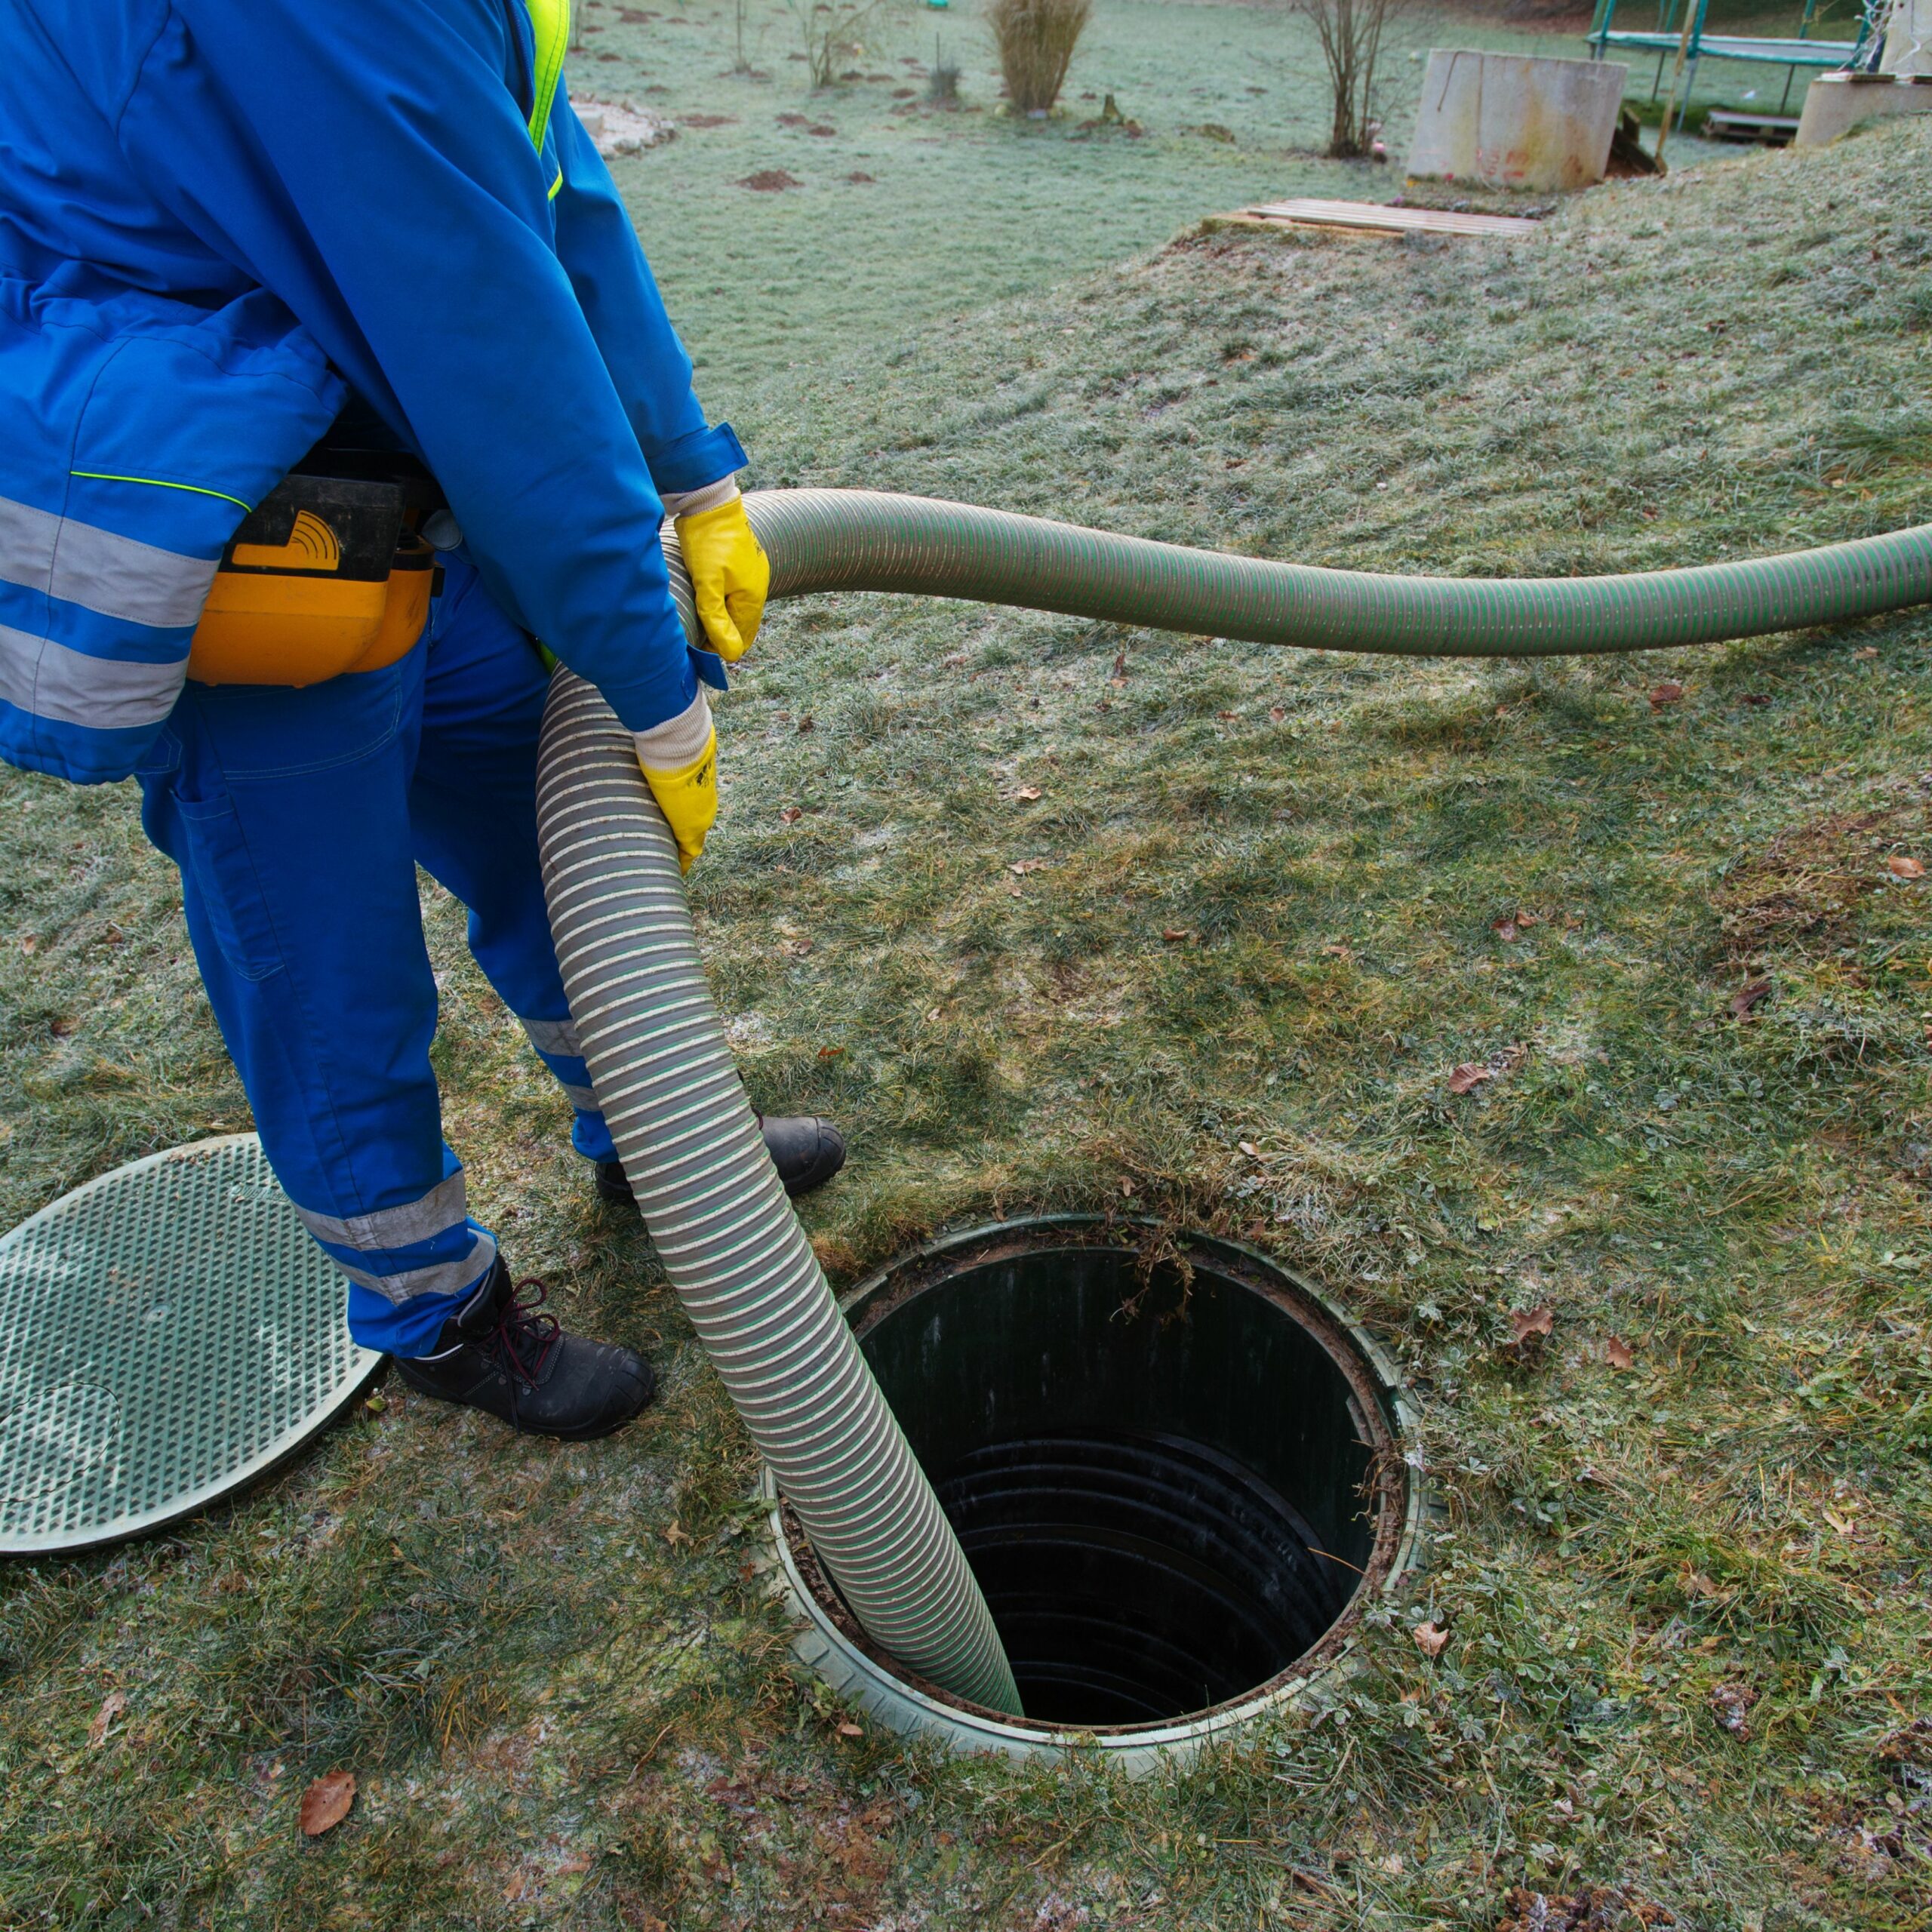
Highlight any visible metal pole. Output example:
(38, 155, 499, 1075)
(1654, 0, 1703, 163)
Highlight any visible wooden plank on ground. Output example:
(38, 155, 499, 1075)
(1232, 198, 1541, 240)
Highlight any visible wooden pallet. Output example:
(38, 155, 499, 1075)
(1703, 109, 1801, 145)
(1222, 198, 1542, 240)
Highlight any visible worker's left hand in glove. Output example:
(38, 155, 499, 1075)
(635, 691, 717, 873)
(664, 481, 768, 664)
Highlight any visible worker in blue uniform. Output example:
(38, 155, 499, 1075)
(0, 0, 844, 1440)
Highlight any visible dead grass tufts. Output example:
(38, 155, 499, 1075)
(1715, 790, 1931, 963)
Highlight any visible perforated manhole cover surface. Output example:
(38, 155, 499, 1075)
(0, 1135, 380, 1554)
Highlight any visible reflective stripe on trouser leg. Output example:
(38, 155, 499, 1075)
(135, 639, 495, 1359)
(292, 1164, 498, 1306)
(521, 1014, 617, 1163)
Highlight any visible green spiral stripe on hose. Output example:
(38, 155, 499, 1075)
(746, 488, 1932, 655)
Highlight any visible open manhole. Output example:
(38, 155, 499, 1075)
(760, 1217, 1424, 1769)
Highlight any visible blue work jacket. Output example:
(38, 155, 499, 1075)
(0, 0, 738, 783)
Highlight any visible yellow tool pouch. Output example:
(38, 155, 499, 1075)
(187, 469, 440, 688)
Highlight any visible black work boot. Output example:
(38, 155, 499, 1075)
(392, 1257, 654, 1440)
(596, 1114, 846, 1208)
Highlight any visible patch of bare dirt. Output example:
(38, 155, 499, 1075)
(1715, 792, 1930, 963)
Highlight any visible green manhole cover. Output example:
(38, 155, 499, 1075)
(0, 1135, 380, 1555)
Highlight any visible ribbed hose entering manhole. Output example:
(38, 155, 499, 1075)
(765, 1218, 1423, 1764)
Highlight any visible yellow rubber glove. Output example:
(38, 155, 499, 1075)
(675, 491, 769, 663)
(635, 692, 718, 873)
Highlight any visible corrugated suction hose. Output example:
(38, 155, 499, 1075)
(537, 489, 1932, 1717)
(537, 658, 1023, 1717)
(745, 489, 1932, 656)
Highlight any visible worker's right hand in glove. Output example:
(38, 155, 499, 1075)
(635, 691, 717, 874)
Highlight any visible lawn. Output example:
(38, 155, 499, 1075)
(2, 7, 1930, 1930)
(586, 0, 1769, 398)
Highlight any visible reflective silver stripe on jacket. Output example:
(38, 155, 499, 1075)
(334, 1231, 500, 1306)
(292, 1170, 470, 1254)
(0, 623, 186, 730)
(0, 493, 218, 629)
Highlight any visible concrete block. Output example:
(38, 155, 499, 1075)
(1881, 0, 1932, 76)
(1795, 72, 1932, 147)
(1407, 50, 1629, 192)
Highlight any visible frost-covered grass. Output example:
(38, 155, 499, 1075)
(593, 0, 1760, 397)
(2, 29, 1930, 1932)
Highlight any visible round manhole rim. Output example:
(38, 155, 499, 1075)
(757, 1214, 1429, 1766)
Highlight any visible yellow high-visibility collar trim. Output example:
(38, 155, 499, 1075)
(522, 0, 571, 152)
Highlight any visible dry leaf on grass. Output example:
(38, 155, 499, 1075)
(1710, 1681, 1755, 1739)
(1508, 1305, 1555, 1345)
(87, 1689, 125, 1748)
(1888, 854, 1925, 879)
(1010, 786, 1042, 803)
(778, 806, 801, 824)
(299, 1769, 356, 1837)
(1447, 1063, 1494, 1095)
(1108, 651, 1128, 687)
(816, 1044, 844, 1060)
(837, 1721, 864, 1737)
(1412, 1620, 1449, 1658)
(1497, 1887, 1676, 1931)
(1161, 928, 1194, 943)
(664, 1520, 691, 1548)
(1648, 681, 1685, 710)
(1606, 1335, 1635, 1371)
(1009, 858, 1048, 875)
(1728, 977, 1772, 1019)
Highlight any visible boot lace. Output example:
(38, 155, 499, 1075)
(490, 1277, 561, 1388)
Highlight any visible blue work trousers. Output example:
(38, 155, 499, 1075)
(137, 554, 614, 1357)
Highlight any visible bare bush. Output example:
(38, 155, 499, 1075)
(989, 0, 1093, 117)
(1294, 0, 1411, 158)
(787, 0, 884, 89)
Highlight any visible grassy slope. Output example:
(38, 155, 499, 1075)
(4, 36, 1932, 1932)
(586, 0, 1749, 398)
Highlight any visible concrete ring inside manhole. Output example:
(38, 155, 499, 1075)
(755, 1216, 1427, 1770)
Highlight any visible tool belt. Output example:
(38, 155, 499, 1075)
(186, 446, 445, 688)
